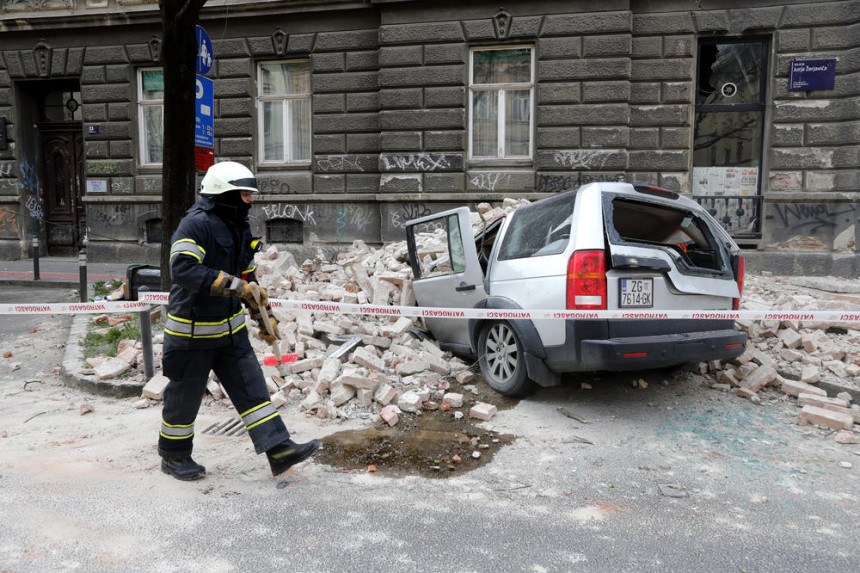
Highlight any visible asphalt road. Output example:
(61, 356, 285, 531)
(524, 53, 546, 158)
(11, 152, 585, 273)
(1, 287, 858, 572)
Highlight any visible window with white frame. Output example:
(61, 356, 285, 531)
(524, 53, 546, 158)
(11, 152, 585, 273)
(469, 47, 534, 160)
(138, 68, 164, 166)
(258, 61, 311, 164)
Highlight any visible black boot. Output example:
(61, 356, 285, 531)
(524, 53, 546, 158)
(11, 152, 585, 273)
(267, 439, 321, 476)
(161, 456, 206, 481)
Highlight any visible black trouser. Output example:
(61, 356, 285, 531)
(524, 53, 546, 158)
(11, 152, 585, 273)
(157, 333, 290, 458)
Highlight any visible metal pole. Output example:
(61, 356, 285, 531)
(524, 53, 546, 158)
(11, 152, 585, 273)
(79, 249, 87, 302)
(32, 237, 40, 281)
(138, 286, 155, 381)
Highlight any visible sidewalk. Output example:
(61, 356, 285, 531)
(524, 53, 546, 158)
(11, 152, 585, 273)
(0, 257, 130, 289)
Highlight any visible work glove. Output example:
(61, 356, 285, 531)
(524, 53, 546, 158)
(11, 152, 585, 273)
(210, 271, 265, 310)
(251, 306, 280, 344)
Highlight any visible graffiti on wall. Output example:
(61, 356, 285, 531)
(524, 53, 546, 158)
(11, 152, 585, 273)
(469, 172, 511, 192)
(316, 156, 366, 173)
(262, 203, 316, 225)
(258, 178, 295, 194)
(381, 153, 453, 172)
(536, 172, 626, 192)
(336, 205, 375, 242)
(0, 205, 19, 235)
(553, 150, 611, 170)
(24, 196, 44, 222)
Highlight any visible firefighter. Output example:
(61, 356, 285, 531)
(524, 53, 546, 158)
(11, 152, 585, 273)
(158, 161, 320, 481)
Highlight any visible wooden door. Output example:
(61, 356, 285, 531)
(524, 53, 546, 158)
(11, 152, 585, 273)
(41, 130, 84, 256)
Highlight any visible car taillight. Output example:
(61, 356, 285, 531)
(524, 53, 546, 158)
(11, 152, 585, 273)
(567, 250, 607, 310)
(732, 255, 745, 310)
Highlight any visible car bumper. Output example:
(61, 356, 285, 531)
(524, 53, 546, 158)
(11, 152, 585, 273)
(543, 319, 747, 372)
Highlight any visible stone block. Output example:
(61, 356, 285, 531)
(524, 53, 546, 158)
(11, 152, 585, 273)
(781, 348, 804, 362)
(353, 347, 386, 372)
(396, 360, 430, 376)
(142, 373, 169, 400)
(300, 390, 322, 411)
(380, 404, 401, 426)
(271, 390, 287, 409)
(290, 357, 323, 374)
(425, 353, 450, 375)
(397, 392, 423, 413)
(206, 378, 224, 400)
(798, 405, 854, 431)
(373, 383, 398, 406)
(800, 365, 820, 384)
(741, 365, 777, 392)
(330, 383, 356, 407)
(455, 370, 475, 384)
(317, 358, 341, 388)
(338, 374, 380, 391)
(357, 388, 374, 406)
(777, 328, 803, 349)
(469, 402, 497, 421)
(95, 357, 132, 380)
(442, 393, 464, 408)
(780, 378, 828, 398)
(798, 393, 851, 413)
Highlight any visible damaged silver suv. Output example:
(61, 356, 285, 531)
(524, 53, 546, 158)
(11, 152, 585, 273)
(405, 182, 747, 397)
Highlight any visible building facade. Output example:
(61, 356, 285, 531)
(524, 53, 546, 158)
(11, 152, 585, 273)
(0, 0, 857, 269)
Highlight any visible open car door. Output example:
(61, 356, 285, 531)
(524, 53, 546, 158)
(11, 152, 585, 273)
(406, 207, 488, 352)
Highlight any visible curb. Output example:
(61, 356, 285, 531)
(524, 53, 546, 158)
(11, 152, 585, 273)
(0, 279, 77, 289)
(61, 313, 144, 399)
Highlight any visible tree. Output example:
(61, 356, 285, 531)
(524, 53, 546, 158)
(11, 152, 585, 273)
(158, 0, 207, 290)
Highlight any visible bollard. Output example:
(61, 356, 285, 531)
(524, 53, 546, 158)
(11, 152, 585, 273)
(79, 249, 87, 302)
(32, 237, 40, 281)
(138, 286, 155, 381)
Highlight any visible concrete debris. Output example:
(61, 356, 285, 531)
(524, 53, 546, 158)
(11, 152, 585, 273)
(94, 357, 132, 380)
(184, 226, 523, 422)
(798, 405, 854, 431)
(142, 373, 170, 401)
(469, 402, 498, 421)
(702, 273, 860, 431)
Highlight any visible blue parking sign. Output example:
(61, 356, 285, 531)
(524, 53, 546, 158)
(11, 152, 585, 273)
(196, 26, 213, 75)
(195, 75, 214, 148)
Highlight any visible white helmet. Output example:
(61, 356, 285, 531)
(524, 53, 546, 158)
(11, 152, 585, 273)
(200, 161, 258, 195)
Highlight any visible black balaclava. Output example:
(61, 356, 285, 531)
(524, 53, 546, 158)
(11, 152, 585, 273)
(210, 190, 251, 228)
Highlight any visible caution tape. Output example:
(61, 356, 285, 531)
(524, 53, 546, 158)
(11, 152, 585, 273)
(3, 291, 858, 323)
(0, 300, 151, 315)
(139, 292, 860, 323)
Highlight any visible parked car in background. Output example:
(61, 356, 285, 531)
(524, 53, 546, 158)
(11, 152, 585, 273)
(405, 182, 747, 397)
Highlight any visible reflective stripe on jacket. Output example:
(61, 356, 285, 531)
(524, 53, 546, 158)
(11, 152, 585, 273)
(164, 197, 260, 350)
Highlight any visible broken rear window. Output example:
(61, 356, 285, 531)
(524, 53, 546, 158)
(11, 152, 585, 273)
(609, 198, 729, 273)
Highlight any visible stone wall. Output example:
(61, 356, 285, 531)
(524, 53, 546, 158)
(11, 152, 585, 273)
(0, 0, 856, 264)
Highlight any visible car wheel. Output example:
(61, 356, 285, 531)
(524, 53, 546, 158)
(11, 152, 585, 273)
(478, 321, 534, 397)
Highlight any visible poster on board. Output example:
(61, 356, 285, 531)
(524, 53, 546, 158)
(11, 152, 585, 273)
(692, 167, 758, 196)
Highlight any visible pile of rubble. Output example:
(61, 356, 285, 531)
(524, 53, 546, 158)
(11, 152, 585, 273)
(82, 197, 859, 439)
(131, 200, 527, 423)
(83, 312, 164, 381)
(701, 272, 860, 439)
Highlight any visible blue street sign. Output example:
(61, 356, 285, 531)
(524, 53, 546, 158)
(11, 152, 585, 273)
(789, 59, 836, 91)
(196, 25, 213, 75)
(195, 75, 214, 148)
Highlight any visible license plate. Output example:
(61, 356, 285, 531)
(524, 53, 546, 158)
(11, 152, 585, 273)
(620, 278, 653, 308)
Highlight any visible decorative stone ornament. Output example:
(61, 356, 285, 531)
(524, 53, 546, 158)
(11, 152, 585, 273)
(493, 8, 511, 39)
(273, 28, 288, 56)
(34, 39, 51, 77)
(148, 35, 162, 63)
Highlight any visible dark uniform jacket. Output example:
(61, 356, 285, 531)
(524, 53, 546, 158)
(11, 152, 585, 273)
(164, 196, 259, 351)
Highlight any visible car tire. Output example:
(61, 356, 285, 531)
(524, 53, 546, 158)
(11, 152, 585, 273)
(478, 321, 534, 397)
